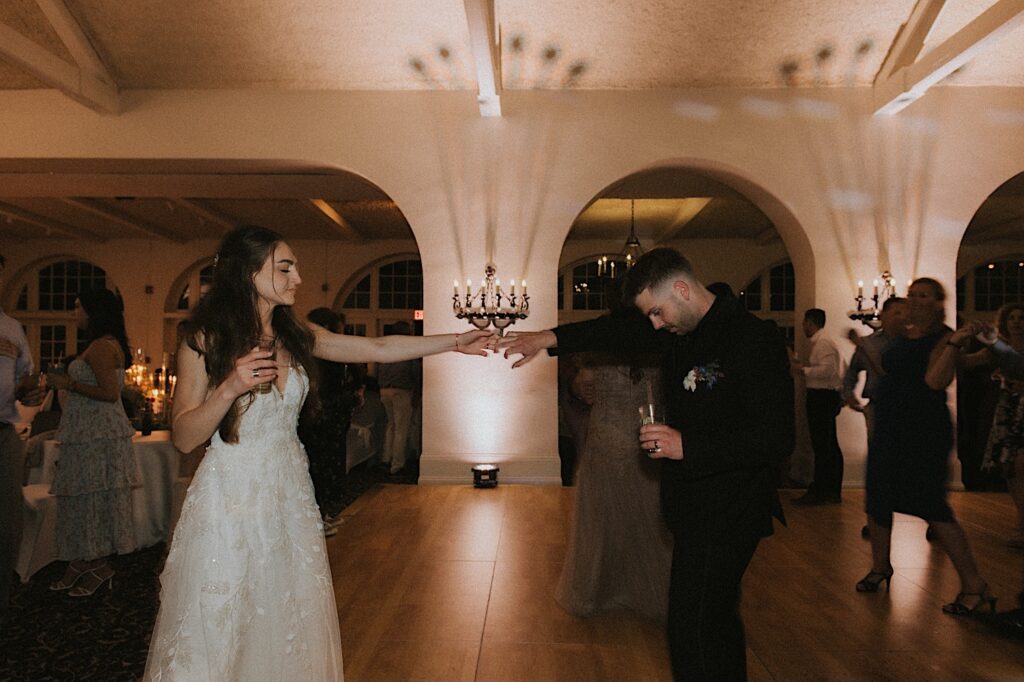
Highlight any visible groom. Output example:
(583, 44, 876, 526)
(498, 248, 794, 681)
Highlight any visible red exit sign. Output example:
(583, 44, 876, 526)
(414, 310, 424, 320)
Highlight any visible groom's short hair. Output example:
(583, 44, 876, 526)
(622, 248, 695, 304)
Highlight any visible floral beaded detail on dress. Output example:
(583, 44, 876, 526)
(143, 367, 344, 681)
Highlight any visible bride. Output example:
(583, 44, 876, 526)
(144, 226, 492, 681)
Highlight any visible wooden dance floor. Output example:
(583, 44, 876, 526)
(328, 485, 1024, 681)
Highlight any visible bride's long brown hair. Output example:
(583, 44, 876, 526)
(182, 225, 319, 443)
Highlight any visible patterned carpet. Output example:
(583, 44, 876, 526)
(0, 461, 416, 681)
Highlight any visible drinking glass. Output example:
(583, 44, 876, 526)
(638, 403, 664, 455)
(253, 336, 276, 394)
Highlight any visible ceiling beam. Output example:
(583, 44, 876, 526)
(0, 22, 119, 114)
(463, 0, 502, 117)
(33, 0, 116, 87)
(305, 199, 362, 240)
(173, 199, 238, 234)
(874, 0, 1024, 115)
(875, 0, 947, 84)
(0, 200, 104, 241)
(61, 198, 185, 242)
(655, 198, 713, 243)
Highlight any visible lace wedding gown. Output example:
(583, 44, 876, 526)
(144, 367, 344, 681)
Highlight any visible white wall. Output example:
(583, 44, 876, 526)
(2, 85, 1023, 484)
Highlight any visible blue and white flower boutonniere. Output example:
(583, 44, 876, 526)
(683, 362, 725, 392)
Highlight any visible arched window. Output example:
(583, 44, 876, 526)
(163, 259, 215, 356)
(958, 256, 1024, 319)
(740, 261, 796, 345)
(7, 258, 117, 367)
(556, 257, 629, 325)
(335, 256, 423, 337)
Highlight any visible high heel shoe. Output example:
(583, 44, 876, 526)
(856, 567, 894, 593)
(49, 563, 86, 591)
(942, 584, 997, 616)
(67, 568, 114, 598)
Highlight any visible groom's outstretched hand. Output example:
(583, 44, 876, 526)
(496, 331, 558, 369)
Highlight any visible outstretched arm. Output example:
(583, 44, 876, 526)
(312, 328, 492, 364)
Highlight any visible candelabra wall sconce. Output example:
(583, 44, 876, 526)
(849, 271, 899, 327)
(453, 264, 529, 336)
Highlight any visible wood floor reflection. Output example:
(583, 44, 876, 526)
(327, 486, 1024, 682)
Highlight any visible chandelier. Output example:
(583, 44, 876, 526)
(849, 271, 898, 326)
(596, 199, 644, 279)
(453, 263, 529, 336)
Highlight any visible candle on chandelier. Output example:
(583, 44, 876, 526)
(453, 279, 459, 296)
(872, 279, 879, 297)
(857, 280, 863, 297)
(510, 279, 516, 296)
(522, 279, 527, 296)
(466, 279, 471, 297)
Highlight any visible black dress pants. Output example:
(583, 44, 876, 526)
(667, 527, 760, 681)
(805, 388, 843, 498)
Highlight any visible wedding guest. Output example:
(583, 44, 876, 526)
(557, 354, 672, 621)
(972, 319, 1024, 634)
(297, 307, 363, 536)
(45, 289, 138, 598)
(377, 322, 421, 474)
(858, 278, 994, 616)
(498, 248, 794, 681)
(0, 254, 46, 612)
(144, 225, 493, 680)
(845, 297, 908, 538)
(557, 355, 592, 486)
(980, 303, 1024, 547)
(556, 283, 672, 622)
(792, 308, 845, 505)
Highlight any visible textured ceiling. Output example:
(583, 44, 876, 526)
(0, 0, 1021, 91)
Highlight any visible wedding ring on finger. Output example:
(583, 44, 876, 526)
(252, 368, 260, 378)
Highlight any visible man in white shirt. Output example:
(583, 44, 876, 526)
(792, 308, 845, 505)
(1, 254, 46, 611)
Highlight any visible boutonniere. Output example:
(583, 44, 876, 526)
(683, 362, 724, 392)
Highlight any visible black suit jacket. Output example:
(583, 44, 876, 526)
(553, 295, 794, 540)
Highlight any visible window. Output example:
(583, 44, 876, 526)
(973, 259, 1024, 312)
(7, 258, 117, 368)
(557, 257, 630, 325)
(164, 259, 215, 360)
(37, 260, 108, 311)
(335, 255, 422, 339)
(378, 260, 423, 309)
(176, 265, 214, 310)
(570, 260, 625, 311)
(740, 276, 762, 312)
(740, 261, 797, 343)
(769, 262, 796, 312)
(343, 275, 371, 309)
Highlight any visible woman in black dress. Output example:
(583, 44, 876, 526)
(858, 278, 994, 615)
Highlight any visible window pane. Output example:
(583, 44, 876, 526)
(344, 274, 372, 309)
(38, 260, 107, 311)
(769, 262, 795, 312)
(974, 260, 1024, 312)
(571, 261, 625, 311)
(741, 276, 762, 312)
(40, 325, 68, 367)
(378, 260, 423, 310)
(16, 285, 28, 311)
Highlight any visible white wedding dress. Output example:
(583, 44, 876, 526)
(144, 367, 344, 681)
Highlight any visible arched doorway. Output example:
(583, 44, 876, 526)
(955, 170, 1024, 489)
(556, 165, 805, 485)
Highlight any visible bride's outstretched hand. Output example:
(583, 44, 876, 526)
(455, 330, 496, 357)
(496, 331, 557, 369)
